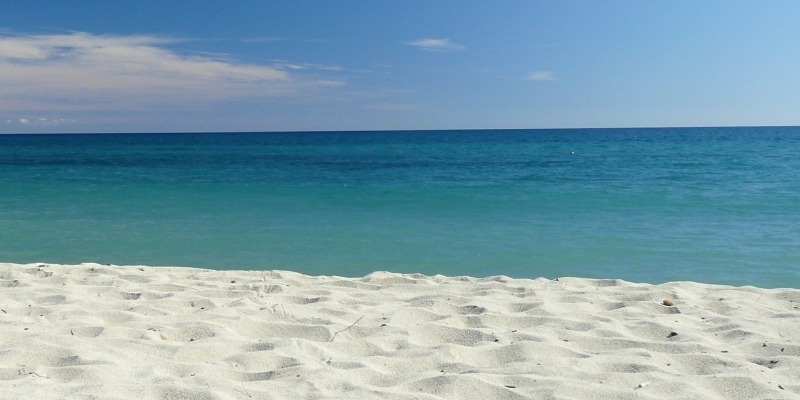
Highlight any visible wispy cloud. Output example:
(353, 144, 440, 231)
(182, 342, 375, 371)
(242, 37, 329, 43)
(405, 38, 465, 52)
(0, 31, 343, 113)
(525, 71, 555, 81)
(272, 61, 344, 71)
(15, 117, 77, 126)
(316, 65, 344, 71)
(241, 37, 287, 43)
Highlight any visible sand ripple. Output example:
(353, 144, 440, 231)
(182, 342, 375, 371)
(1, 263, 799, 399)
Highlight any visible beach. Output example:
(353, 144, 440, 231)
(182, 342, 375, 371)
(1, 263, 798, 399)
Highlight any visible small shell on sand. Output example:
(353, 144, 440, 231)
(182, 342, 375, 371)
(662, 299, 676, 306)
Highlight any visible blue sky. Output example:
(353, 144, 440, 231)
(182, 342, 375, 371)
(1, 1, 799, 133)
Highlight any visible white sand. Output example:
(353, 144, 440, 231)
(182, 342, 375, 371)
(1, 263, 799, 399)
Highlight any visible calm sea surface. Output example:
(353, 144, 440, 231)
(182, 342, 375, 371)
(1, 128, 799, 287)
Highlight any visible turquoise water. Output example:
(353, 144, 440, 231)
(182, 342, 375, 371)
(2, 128, 799, 287)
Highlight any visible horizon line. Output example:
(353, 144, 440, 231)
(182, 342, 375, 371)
(2, 124, 799, 135)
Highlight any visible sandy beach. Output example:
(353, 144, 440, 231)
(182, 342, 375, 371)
(1, 263, 799, 399)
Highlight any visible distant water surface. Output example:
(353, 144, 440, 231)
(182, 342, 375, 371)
(1, 127, 799, 287)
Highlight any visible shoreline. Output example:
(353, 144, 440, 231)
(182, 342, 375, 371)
(2, 262, 799, 399)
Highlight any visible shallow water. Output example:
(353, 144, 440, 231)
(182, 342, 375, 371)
(2, 127, 799, 287)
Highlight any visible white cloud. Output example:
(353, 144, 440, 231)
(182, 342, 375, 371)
(272, 61, 344, 71)
(242, 37, 328, 44)
(315, 65, 343, 71)
(13, 117, 77, 126)
(525, 71, 555, 81)
(241, 37, 287, 43)
(0, 31, 344, 113)
(405, 39, 465, 52)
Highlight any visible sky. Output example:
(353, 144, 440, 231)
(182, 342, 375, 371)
(1, 1, 799, 133)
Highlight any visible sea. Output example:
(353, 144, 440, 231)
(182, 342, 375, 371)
(1, 127, 799, 288)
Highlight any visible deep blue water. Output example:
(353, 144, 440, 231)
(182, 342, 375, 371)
(2, 127, 799, 287)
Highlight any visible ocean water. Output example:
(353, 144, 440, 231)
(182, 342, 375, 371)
(1, 127, 799, 287)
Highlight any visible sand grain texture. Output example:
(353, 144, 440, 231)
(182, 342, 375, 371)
(1, 262, 799, 399)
